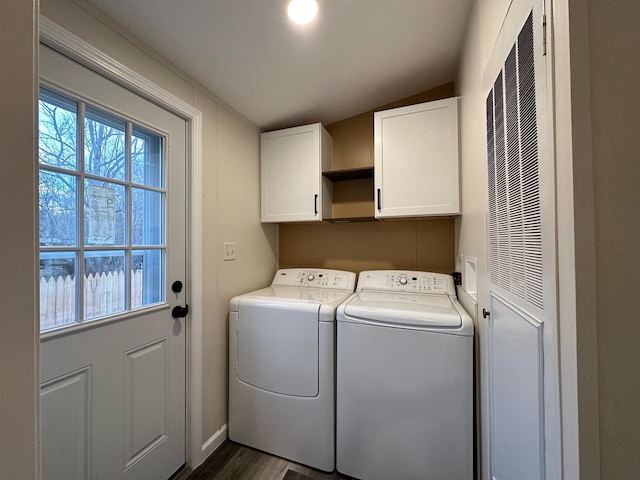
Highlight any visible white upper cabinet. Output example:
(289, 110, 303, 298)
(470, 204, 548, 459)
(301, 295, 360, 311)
(374, 97, 460, 219)
(261, 123, 332, 223)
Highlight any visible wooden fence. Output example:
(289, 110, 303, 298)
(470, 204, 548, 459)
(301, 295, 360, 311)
(40, 270, 144, 330)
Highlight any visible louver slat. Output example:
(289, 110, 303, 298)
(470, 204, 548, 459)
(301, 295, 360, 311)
(518, 14, 543, 309)
(493, 72, 510, 291)
(486, 12, 543, 309)
(506, 45, 526, 299)
(487, 91, 498, 285)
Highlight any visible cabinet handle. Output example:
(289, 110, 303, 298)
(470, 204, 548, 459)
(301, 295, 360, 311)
(377, 188, 381, 211)
(314, 194, 318, 215)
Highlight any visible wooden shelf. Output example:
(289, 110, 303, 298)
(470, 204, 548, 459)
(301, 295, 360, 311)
(324, 216, 377, 223)
(322, 167, 373, 182)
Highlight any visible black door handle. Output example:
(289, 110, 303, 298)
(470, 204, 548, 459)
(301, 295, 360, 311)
(172, 304, 189, 318)
(377, 188, 381, 211)
(314, 194, 318, 215)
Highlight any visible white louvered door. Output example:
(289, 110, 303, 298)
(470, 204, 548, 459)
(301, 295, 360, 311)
(483, 1, 561, 479)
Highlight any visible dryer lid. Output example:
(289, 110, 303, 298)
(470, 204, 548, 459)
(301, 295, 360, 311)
(342, 290, 462, 328)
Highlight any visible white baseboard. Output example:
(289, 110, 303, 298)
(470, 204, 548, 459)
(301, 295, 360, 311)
(200, 424, 228, 463)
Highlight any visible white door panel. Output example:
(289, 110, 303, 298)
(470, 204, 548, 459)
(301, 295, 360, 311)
(41, 368, 92, 480)
(489, 294, 544, 480)
(39, 45, 186, 480)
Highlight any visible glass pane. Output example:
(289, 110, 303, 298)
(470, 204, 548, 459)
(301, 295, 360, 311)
(85, 180, 126, 246)
(84, 251, 126, 320)
(132, 188, 163, 246)
(40, 252, 77, 331)
(84, 107, 126, 180)
(39, 89, 78, 170)
(132, 127, 163, 188)
(132, 250, 163, 308)
(39, 170, 78, 246)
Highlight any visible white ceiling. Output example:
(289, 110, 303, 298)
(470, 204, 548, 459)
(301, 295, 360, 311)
(87, 0, 473, 130)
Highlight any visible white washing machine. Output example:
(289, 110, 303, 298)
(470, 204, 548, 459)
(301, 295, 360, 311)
(228, 268, 356, 472)
(336, 270, 474, 480)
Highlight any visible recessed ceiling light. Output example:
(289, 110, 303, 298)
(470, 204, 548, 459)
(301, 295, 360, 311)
(287, 0, 318, 25)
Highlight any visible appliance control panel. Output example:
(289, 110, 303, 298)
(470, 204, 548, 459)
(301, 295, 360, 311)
(272, 268, 356, 290)
(356, 270, 455, 295)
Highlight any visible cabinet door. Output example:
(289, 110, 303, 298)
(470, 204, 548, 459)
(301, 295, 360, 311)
(261, 123, 329, 223)
(374, 98, 460, 218)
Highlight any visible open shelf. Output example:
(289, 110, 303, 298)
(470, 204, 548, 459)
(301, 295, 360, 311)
(324, 216, 377, 223)
(329, 177, 374, 220)
(322, 167, 373, 182)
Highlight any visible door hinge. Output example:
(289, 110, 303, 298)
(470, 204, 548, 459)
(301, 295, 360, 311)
(542, 14, 547, 56)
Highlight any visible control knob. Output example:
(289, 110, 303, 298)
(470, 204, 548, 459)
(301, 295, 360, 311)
(307, 274, 315, 282)
(399, 278, 408, 285)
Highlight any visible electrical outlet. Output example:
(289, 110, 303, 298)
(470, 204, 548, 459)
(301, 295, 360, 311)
(223, 242, 236, 261)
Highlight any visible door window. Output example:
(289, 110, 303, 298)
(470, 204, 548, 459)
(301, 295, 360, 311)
(39, 88, 166, 331)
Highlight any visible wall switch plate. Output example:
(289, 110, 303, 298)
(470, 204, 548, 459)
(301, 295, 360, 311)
(223, 242, 236, 261)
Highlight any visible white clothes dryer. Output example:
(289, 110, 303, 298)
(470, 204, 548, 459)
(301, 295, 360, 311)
(228, 268, 356, 472)
(336, 270, 474, 480)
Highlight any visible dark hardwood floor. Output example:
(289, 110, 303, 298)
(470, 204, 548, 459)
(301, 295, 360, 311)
(187, 440, 349, 480)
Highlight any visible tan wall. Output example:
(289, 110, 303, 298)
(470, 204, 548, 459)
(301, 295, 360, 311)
(40, 0, 278, 450)
(280, 219, 455, 275)
(280, 83, 457, 274)
(589, 0, 640, 477)
(0, 0, 39, 477)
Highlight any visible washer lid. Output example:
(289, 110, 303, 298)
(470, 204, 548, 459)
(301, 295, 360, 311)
(342, 290, 462, 328)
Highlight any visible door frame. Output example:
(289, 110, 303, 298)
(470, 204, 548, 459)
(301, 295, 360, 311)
(39, 16, 208, 470)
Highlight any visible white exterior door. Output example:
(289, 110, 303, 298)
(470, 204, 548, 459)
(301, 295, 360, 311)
(39, 45, 187, 480)
(483, 0, 561, 479)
